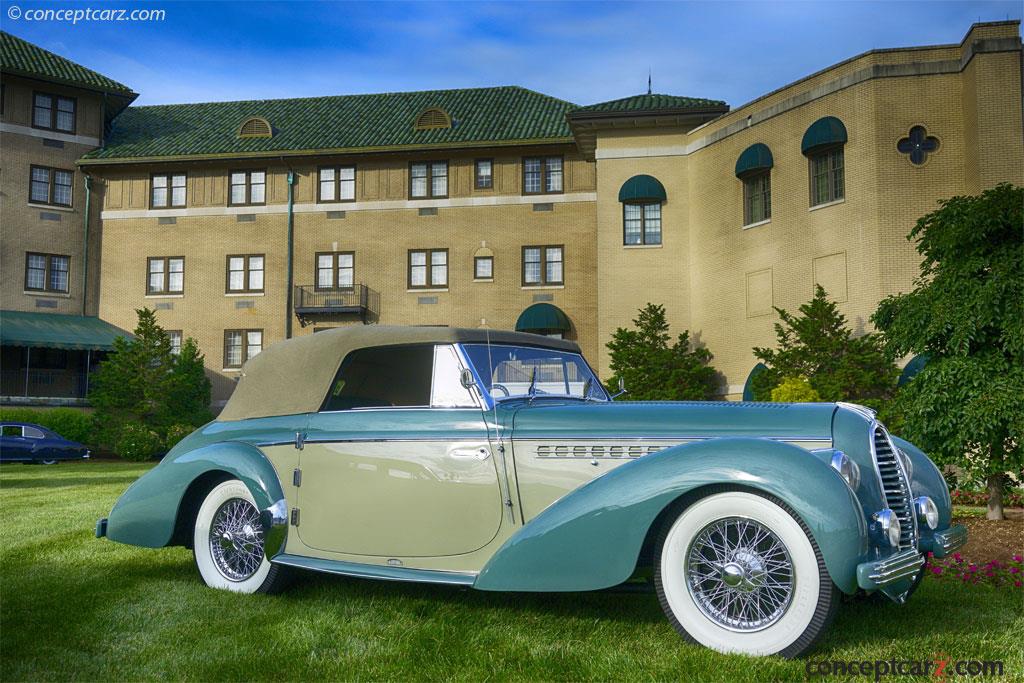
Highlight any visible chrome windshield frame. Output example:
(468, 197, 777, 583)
(457, 342, 610, 408)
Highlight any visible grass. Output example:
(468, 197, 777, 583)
(1, 462, 1022, 682)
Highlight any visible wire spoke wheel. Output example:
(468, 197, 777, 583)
(684, 516, 794, 632)
(208, 498, 265, 582)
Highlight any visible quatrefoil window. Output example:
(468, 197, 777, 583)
(897, 126, 939, 165)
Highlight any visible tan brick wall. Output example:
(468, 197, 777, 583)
(95, 147, 598, 403)
(0, 76, 104, 316)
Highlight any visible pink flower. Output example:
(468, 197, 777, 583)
(931, 566, 943, 575)
(1010, 567, 1020, 574)
(1016, 581, 1022, 588)
(1013, 555, 1023, 563)
(953, 553, 963, 562)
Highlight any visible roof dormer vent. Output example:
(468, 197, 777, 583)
(238, 116, 273, 139)
(414, 108, 451, 131)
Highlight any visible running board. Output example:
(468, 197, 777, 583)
(272, 553, 477, 586)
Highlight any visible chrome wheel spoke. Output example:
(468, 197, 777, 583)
(209, 498, 264, 582)
(684, 516, 795, 632)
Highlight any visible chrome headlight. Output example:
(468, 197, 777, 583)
(914, 496, 939, 530)
(875, 509, 902, 547)
(897, 448, 914, 481)
(829, 451, 860, 491)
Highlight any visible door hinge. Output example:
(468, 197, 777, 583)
(290, 508, 300, 526)
(294, 431, 305, 450)
(292, 468, 302, 487)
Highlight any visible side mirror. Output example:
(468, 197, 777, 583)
(460, 368, 477, 389)
(610, 377, 627, 400)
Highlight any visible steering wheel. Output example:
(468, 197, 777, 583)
(491, 383, 511, 397)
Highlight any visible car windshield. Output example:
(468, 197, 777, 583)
(462, 344, 608, 402)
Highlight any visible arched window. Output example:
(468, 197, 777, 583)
(618, 175, 666, 246)
(802, 116, 847, 207)
(735, 143, 773, 226)
(237, 117, 272, 139)
(414, 108, 451, 131)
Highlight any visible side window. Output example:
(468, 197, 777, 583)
(1, 426, 22, 437)
(322, 345, 435, 411)
(23, 426, 45, 438)
(430, 345, 478, 408)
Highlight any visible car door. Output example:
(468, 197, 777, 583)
(297, 343, 504, 558)
(0, 426, 32, 462)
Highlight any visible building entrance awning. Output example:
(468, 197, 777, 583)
(515, 303, 572, 333)
(0, 310, 131, 351)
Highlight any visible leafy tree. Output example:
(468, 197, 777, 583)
(90, 308, 211, 456)
(872, 184, 1023, 520)
(770, 377, 821, 403)
(751, 285, 899, 411)
(605, 303, 719, 401)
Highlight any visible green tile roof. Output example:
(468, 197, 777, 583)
(82, 86, 579, 162)
(572, 93, 728, 115)
(0, 31, 135, 96)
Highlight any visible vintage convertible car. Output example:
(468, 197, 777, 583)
(98, 327, 965, 657)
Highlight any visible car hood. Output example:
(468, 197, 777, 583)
(507, 400, 837, 441)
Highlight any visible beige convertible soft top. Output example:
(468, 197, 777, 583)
(217, 325, 581, 421)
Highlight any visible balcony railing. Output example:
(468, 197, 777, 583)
(1, 370, 90, 399)
(293, 284, 379, 326)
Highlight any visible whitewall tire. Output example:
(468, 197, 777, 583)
(193, 479, 289, 594)
(654, 489, 839, 658)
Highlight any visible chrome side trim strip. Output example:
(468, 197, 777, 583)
(272, 553, 477, 586)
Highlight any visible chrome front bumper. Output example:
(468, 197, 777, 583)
(920, 524, 968, 558)
(856, 548, 925, 590)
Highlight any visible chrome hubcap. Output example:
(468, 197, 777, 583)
(209, 498, 264, 581)
(685, 517, 794, 631)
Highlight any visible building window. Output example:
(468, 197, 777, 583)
(32, 93, 75, 133)
(151, 173, 186, 208)
(410, 162, 448, 198)
(226, 254, 265, 293)
(167, 330, 183, 355)
(475, 159, 493, 189)
(229, 170, 266, 206)
(318, 166, 356, 202)
(623, 203, 662, 245)
(897, 126, 940, 166)
(808, 148, 844, 206)
(224, 329, 262, 369)
(743, 172, 771, 225)
(409, 249, 448, 289)
(316, 252, 354, 290)
(29, 166, 73, 207)
(474, 255, 493, 280)
(24, 253, 69, 293)
(147, 257, 184, 295)
(523, 157, 563, 195)
(523, 245, 563, 286)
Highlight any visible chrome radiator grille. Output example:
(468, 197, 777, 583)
(873, 426, 918, 550)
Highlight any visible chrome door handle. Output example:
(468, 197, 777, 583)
(448, 445, 490, 461)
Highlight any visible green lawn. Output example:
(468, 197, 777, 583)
(1, 462, 1021, 682)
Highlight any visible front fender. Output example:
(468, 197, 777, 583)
(105, 441, 285, 549)
(475, 437, 868, 593)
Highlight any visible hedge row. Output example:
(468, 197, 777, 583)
(0, 407, 98, 450)
(951, 489, 1024, 509)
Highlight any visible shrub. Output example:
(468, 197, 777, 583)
(164, 423, 196, 450)
(770, 377, 821, 403)
(116, 423, 163, 462)
(0, 407, 97, 448)
(952, 489, 1024, 508)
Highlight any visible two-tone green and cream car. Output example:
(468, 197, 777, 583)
(98, 326, 966, 658)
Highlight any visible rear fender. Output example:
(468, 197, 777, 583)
(475, 437, 868, 593)
(105, 441, 285, 552)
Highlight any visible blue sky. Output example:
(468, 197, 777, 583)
(2, 1, 1021, 108)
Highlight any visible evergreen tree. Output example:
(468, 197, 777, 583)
(605, 303, 719, 401)
(751, 285, 898, 408)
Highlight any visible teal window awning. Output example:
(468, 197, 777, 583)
(618, 175, 667, 203)
(898, 354, 929, 386)
(802, 116, 847, 155)
(742, 362, 767, 401)
(515, 303, 572, 333)
(0, 310, 131, 351)
(735, 143, 774, 178)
